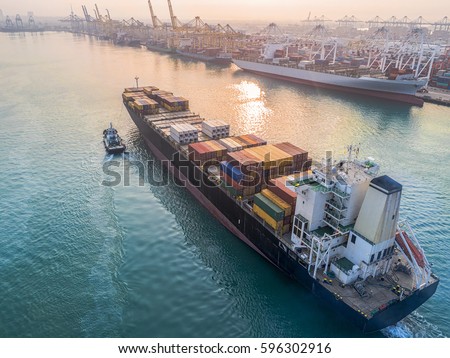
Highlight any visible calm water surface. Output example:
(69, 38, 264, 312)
(0, 32, 448, 338)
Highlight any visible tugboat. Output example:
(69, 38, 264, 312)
(103, 123, 126, 154)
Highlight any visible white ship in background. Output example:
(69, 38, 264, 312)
(233, 27, 436, 106)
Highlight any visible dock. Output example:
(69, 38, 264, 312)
(416, 88, 450, 107)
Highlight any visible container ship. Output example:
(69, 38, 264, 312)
(233, 43, 428, 106)
(176, 48, 233, 64)
(122, 85, 439, 333)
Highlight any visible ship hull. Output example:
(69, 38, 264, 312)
(176, 50, 232, 64)
(146, 44, 177, 54)
(126, 106, 436, 333)
(233, 59, 424, 106)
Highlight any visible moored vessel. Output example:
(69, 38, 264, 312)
(233, 41, 430, 106)
(122, 84, 439, 333)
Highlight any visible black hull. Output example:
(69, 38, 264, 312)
(126, 105, 437, 333)
(106, 148, 126, 154)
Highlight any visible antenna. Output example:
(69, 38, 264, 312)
(345, 144, 360, 173)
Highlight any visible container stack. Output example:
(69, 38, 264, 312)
(220, 161, 245, 197)
(122, 92, 138, 102)
(202, 120, 230, 139)
(268, 178, 297, 209)
(227, 150, 263, 189)
(159, 96, 190, 112)
(244, 145, 293, 182)
(124, 87, 145, 93)
(261, 188, 293, 233)
(218, 137, 244, 152)
(273, 142, 309, 174)
(436, 73, 450, 90)
(133, 98, 159, 114)
(234, 134, 267, 148)
(150, 90, 174, 102)
(253, 193, 287, 233)
(143, 86, 159, 96)
(170, 123, 198, 144)
(188, 140, 227, 167)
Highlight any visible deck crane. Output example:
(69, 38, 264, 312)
(167, 0, 183, 29)
(147, 0, 163, 28)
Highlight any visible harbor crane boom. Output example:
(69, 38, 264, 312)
(166, 0, 183, 29)
(148, 0, 157, 28)
(148, 0, 163, 28)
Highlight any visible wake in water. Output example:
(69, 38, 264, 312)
(382, 311, 446, 338)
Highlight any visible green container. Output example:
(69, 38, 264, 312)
(254, 193, 284, 221)
(220, 181, 242, 197)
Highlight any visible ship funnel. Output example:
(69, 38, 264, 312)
(354, 175, 402, 245)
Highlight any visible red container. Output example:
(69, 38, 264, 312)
(268, 178, 297, 207)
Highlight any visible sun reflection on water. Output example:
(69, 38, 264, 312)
(232, 80, 272, 135)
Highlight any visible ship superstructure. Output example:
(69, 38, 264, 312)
(122, 85, 439, 332)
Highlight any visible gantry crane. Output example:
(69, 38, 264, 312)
(167, 0, 183, 29)
(5, 15, 14, 28)
(148, 0, 163, 28)
(15, 14, 23, 28)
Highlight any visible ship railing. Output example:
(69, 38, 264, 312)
(330, 186, 350, 199)
(326, 199, 347, 211)
(324, 206, 345, 221)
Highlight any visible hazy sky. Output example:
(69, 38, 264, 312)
(0, 1, 448, 23)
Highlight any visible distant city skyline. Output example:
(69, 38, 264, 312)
(0, 1, 448, 23)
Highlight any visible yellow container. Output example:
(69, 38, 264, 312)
(261, 189, 292, 216)
(253, 204, 283, 231)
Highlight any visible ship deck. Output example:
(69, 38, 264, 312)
(280, 230, 438, 318)
(235, 57, 388, 80)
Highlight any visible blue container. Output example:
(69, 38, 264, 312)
(220, 161, 244, 183)
(437, 76, 450, 83)
(220, 161, 238, 178)
(231, 166, 244, 183)
(220, 161, 231, 176)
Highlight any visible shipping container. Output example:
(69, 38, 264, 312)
(124, 87, 145, 93)
(222, 171, 244, 190)
(283, 215, 292, 225)
(236, 134, 267, 148)
(188, 140, 227, 165)
(220, 161, 244, 183)
(143, 86, 159, 96)
(253, 204, 283, 231)
(268, 178, 297, 207)
(220, 180, 243, 197)
(261, 189, 292, 216)
(254, 193, 285, 222)
(245, 145, 293, 170)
